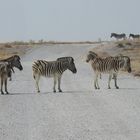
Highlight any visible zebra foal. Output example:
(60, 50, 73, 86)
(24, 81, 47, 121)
(0, 62, 12, 94)
(86, 51, 131, 89)
(32, 57, 77, 93)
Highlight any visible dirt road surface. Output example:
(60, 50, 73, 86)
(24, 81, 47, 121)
(0, 44, 140, 140)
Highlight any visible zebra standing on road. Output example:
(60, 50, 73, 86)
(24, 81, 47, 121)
(32, 57, 77, 93)
(86, 51, 131, 89)
(111, 33, 126, 40)
(0, 55, 23, 81)
(0, 62, 12, 94)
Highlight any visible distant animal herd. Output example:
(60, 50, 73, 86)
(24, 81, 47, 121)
(0, 46, 132, 94)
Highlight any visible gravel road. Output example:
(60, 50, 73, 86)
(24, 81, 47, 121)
(0, 44, 140, 140)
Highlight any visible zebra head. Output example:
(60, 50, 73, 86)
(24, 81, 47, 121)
(11, 55, 23, 71)
(129, 34, 133, 38)
(110, 33, 115, 38)
(68, 57, 77, 73)
(57, 57, 77, 73)
(86, 51, 98, 62)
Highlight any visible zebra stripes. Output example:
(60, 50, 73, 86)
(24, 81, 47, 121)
(0, 55, 23, 81)
(32, 57, 77, 93)
(0, 62, 12, 94)
(0, 55, 23, 94)
(111, 33, 126, 40)
(86, 51, 131, 89)
(129, 33, 140, 39)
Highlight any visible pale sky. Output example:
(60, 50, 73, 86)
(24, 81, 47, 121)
(0, 0, 140, 42)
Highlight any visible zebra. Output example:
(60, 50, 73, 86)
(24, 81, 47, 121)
(111, 33, 126, 40)
(32, 57, 77, 93)
(0, 55, 23, 81)
(129, 34, 140, 39)
(0, 62, 12, 94)
(86, 51, 131, 89)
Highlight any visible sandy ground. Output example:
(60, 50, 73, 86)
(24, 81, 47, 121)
(0, 44, 140, 140)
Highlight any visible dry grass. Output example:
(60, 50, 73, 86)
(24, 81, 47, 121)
(0, 40, 100, 59)
(0, 44, 32, 59)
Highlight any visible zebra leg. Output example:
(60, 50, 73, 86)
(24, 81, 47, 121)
(58, 76, 62, 92)
(34, 74, 40, 93)
(100, 73, 102, 79)
(114, 73, 119, 89)
(94, 74, 99, 89)
(8, 70, 12, 81)
(1, 78, 4, 94)
(53, 76, 57, 93)
(108, 74, 112, 89)
(4, 78, 9, 94)
(96, 74, 100, 89)
(9, 77, 12, 81)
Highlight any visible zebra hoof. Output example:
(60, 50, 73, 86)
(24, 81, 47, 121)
(37, 90, 40, 93)
(108, 87, 111, 89)
(1, 92, 4, 95)
(53, 90, 56, 93)
(59, 90, 62, 92)
(116, 86, 119, 89)
(6, 92, 9, 94)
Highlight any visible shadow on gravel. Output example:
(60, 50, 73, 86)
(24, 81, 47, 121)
(1, 88, 138, 96)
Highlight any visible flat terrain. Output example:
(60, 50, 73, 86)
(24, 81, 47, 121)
(0, 44, 140, 140)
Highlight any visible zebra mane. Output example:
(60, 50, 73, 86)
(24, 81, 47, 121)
(56, 56, 74, 62)
(88, 51, 98, 57)
(0, 55, 21, 62)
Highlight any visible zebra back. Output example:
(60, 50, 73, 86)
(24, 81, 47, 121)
(0, 55, 23, 71)
(57, 56, 74, 63)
